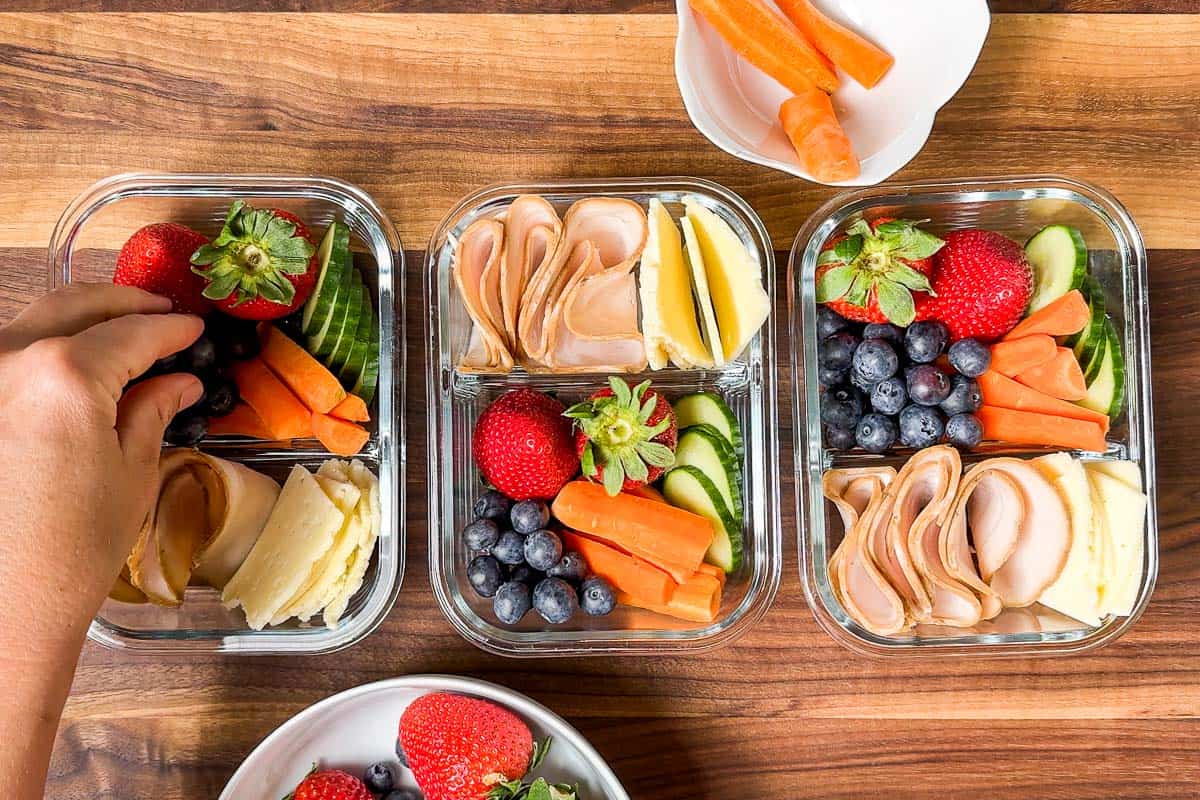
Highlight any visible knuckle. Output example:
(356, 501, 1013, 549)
(26, 338, 91, 393)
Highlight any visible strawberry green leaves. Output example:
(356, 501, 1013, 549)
(815, 218, 944, 326)
(565, 377, 675, 496)
(486, 738, 578, 800)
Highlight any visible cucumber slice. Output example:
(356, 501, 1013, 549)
(301, 221, 351, 336)
(1078, 319, 1125, 419)
(672, 392, 743, 458)
(662, 465, 742, 573)
(674, 425, 743, 523)
(327, 270, 365, 371)
(1070, 275, 1106, 357)
(311, 268, 361, 360)
(1025, 224, 1088, 313)
(339, 284, 374, 388)
(1080, 325, 1108, 384)
(351, 299, 380, 403)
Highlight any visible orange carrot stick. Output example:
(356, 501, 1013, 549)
(978, 405, 1106, 453)
(779, 87, 860, 183)
(626, 484, 667, 504)
(775, 0, 893, 88)
(689, 0, 839, 94)
(563, 531, 674, 606)
(696, 561, 728, 589)
(311, 412, 370, 457)
(230, 358, 313, 440)
(552, 482, 714, 582)
(989, 334, 1057, 377)
(1003, 290, 1090, 340)
(1014, 347, 1087, 401)
(977, 370, 1109, 433)
(616, 572, 723, 623)
(206, 402, 275, 440)
(329, 393, 370, 423)
(258, 325, 347, 414)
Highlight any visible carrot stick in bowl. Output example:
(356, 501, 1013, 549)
(779, 85, 860, 182)
(689, 0, 839, 94)
(775, 0, 894, 88)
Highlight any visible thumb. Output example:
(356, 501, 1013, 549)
(116, 373, 205, 468)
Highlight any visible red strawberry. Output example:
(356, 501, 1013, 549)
(190, 201, 319, 321)
(567, 378, 677, 496)
(113, 222, 212, 315)
(288, 769, 371, 800)
(399, 692, 534, 800)
(472, 388, 578, 500)
(815, 217, 942, 325)
(914, 229, 1033, 341)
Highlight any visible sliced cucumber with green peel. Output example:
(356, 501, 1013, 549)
(1080, 325, 1108, 384)
(1070, 275, 1106, 356)
(351, 299, 380, 403)
(673, 392, 743, 458)
(1078, 319, 1125, 419)
(327, 270, 365, 371)
(311, 268, 361, 360)
(662, 465, 742, 573)
(1025, 224, 1088, 313)
(339, 285, 374, 388)
(301, 221, 351, 336)
(674, 425, 742, 522)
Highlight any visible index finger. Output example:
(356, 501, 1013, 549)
(67, 313, 205, 401)
(0, 283, 173, 351)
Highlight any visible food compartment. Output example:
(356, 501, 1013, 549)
(790, 175, 1157, 657)
(426, 178, 781, 656)
(50, 173, 404, 654)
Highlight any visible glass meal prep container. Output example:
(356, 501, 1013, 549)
(425, 178, 782, 657)
(48, 173, 405, 655)
(790, 175, 1157, 658)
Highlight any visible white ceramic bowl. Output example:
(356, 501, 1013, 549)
(674, 0, 991, 185)
(220, 675, 630, 799)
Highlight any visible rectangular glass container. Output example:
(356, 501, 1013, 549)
(790, 175, 1157, 657)
(49, 173, 405, 655)
(425, 178, 782, 656)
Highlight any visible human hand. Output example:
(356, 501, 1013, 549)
(0, 283, 204, 645)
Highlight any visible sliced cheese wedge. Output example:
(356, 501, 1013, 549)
(639, 199, 714, 370)
(681, 215, 725, 368)
(1087, 467, 1147, 617)
(222, 464, 345, 631)
(1086, 459, 1142, 492)
(683, 197, 770, 362)
(1034, 453, 1101, 627)
(323, 460, 382, 627)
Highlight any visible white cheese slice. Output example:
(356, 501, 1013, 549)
(322, 460, 381, 627)
(1033, 453, 1101, 627)
(638, 199, 714, 370)
(1088, 469, 1148, 617)
(1085, 459, 1142, 492)
(681, 216, 725, 369)
(221, 465, 345, 630)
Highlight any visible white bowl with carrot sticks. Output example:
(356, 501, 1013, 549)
(675, 0, 990, 185)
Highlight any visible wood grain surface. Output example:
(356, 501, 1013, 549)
(0, 4, 1197, 800)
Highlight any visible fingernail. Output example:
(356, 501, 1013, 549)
(146, 293, 174, 311)
(180, 376, 204, 408)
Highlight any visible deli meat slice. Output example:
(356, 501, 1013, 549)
(453, 218, 512, 372)
(823, 468, 895, 603)
(500, 195, 561, 354)
(838, 491, 906, 636)
(943, 466, 1025, 620)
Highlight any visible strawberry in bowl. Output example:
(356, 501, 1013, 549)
(472, 388, 579, 501)
(113, 222, 212, 315)
(190, 201, 319, 320)
(566, 377, 677, 496)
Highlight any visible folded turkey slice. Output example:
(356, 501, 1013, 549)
(500, 195, 561, 354)
(454, 218, 512, 372)
(894, 446, 982, 628)
(126, 449, 281, 605)
(823, 467, 895, 605)
(942, 467, 1025, 621)
(837, 487, 907, 636)
(962, 458, 1072, 607)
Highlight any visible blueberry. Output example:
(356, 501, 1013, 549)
(898, 404, 945, 449)
(855, 413, 898, 454)
(507, 564, 543, 586)
(164, 412, 207, 446)
(462, 519, 500, 552)
(870, 376, 908, 416)
(904, 320, 950, 363)
(395, 737, 409, 768)
(945, 413, 983, 449)
(824, 425, 856, 451)
(364, 763, 395, 795)
(947, 337, 991, 377)
(208, 317, 260, 362)
(939, 374, 983, 416)
(820, 384, 863, 430)
(849, 368, 879, 394)
(533, 577, 579, 624)
(491, 530, 527, 565)
(202, 376, 239, 418)
(906, 364, 952, 406)
(184, 335, 217, 373)
(547, 551, 588, 583)
(817, 306, 853, 340)
(579, 576, 616, 616)
(851, 338, 899, 384)
(153, 352, 183, 375)
(818, 365, 848, 388)
(493, 581, 532, 625)
(862, 322, 904, 348)
(510, 499, 550, 534)
(818, 332, 859, 372)
(473, 490, 512, 522)
(523, 529, 563, 571)
(467, 554, 505, 598)
(383, 790, 423, 800)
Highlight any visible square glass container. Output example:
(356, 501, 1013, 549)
(790, 175, 1157, 657)
(48, 173, 405, 655)
(425, 178, 782, 657)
